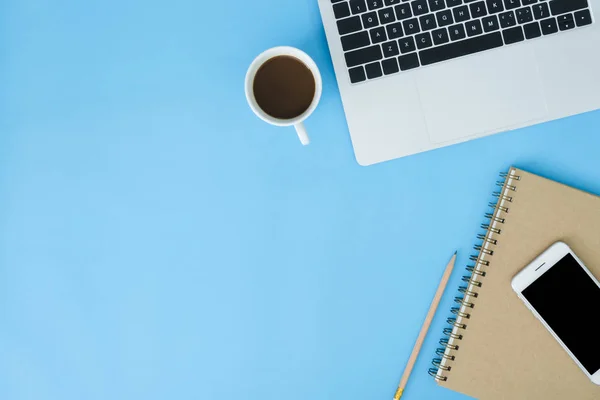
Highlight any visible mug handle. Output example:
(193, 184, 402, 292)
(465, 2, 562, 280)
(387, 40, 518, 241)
(294, 122, 310, 146)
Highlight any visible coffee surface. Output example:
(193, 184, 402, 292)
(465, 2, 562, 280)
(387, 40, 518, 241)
(253, 56, 315, 120)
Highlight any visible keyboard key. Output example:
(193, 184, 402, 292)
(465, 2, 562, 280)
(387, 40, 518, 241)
(437, 10, 454, 27)
(382, 40, 401, 57)
(557, 14, 574, 22)
(449, 23, 467, 40)
(345, 44, 383, 67)
(516, 7, 533, 23)
(503, 0, 521, 10)
(332, 0, 345, 2)
(334, 2, 351, 19)
(368, 0, 385, 10)
(446, 0, 462, 6)
(416, 32, 434, 48)
(523, 21, 541, 38)
(419, 31, 503, 65)
(499, 10, 516, 28)
(341, 31, 371, 51)
(521, 0, 537, 5)
(370, 26, 388, 43)
(532, 3, 549, 19)
(382, 58, 400, 74)
(550, 0, 588, 16)
(386, 22, 405, 38)
(379, 7, 397, 23)
(540, 17, 558, 34)
(432, 28, 450, 44)
(503, 25, 524, 43)
(558, 14, 575, 31)
(482, 15, 500, 31)
(486, 0, 505, 13)
(362, 12, 380, 28)
(365, 61, 383, 78)
(428, 0, 446, 12)
(385, 0, 402, 5)
(398, 53, 420, 70)
(412, 0, 430, 16)
(337, 16, 363, 35)
(470, 1, 488, 18)
(420, 14, 438, 30)
(403, 18, 421, 34)
(395, 3, 413, 20)
(465, 19, 483, 36)
(453, 6, 471, 22)
(399, 36, 417, 53)
(349, 66, 367, 83)
(574, 9, 592, 27)
(350, 0, 368, 14)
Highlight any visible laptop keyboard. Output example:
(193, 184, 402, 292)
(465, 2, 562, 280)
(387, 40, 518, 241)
(331, 0, 594, 83)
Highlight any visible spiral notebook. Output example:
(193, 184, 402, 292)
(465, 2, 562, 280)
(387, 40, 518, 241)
(429, 167, 600, 400)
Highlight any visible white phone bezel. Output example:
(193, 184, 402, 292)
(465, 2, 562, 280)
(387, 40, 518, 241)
(511, 241, 600, 385)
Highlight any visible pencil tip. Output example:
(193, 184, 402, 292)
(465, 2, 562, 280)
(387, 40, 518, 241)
(454, 250, 457, 255)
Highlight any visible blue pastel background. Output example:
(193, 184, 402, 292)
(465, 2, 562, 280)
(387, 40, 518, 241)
(3, 1, 600, 399)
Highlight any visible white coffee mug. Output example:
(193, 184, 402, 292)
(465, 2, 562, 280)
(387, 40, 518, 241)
(245, 46, 322, 146)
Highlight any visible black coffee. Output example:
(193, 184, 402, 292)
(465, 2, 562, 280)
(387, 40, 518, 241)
(253, 55, 316, 120)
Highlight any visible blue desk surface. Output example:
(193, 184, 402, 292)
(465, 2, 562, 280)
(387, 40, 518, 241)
(3, 1, 600, 399)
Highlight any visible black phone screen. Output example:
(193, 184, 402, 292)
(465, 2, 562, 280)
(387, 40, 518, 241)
(522, 253, 600, 374)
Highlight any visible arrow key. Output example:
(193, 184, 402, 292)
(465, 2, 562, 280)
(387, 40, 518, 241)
(574, 9, 593, 27)
(558, 13, 575, 31)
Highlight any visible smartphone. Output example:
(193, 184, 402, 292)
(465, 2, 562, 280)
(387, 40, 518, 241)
(511, 242, 600, 385)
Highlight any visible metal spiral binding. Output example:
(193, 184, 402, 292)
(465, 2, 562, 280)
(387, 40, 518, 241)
(474, 244, 494, 255)
(496, 181, 517, 191)
(439, 337, 459, 350)
(435, 348, 455, 361)
(458, 286, 479, 298)
(432, 358, 451, 371)
(450, 307, 471, 318)
(499, 172, 521, 180)
(477, 233, 497, 245)
(443, 328, 464, 340)
(446, 318, 467, 329)
(492, 191, 513, 202)
(484, 213, 505, 224)
(481, 223, 501, 234)
(489, 202, 509, 213)
(453, 297, 474, 308)
(428, 170, 521, 382)
(465, 265, 486, 277)
(461, 275, 482, 287)
(470, 254, 490, 266)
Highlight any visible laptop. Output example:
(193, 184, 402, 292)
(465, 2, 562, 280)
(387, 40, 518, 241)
(317, 0, 599, 166)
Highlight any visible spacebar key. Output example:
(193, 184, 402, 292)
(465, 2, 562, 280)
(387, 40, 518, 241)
(419, 33, 504, 66)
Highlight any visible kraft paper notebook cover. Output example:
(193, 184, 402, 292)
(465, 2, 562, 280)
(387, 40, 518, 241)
(429, 167, 600, 400)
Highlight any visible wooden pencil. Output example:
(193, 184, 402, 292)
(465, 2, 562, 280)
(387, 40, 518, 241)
(393, 251, 457, 400)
